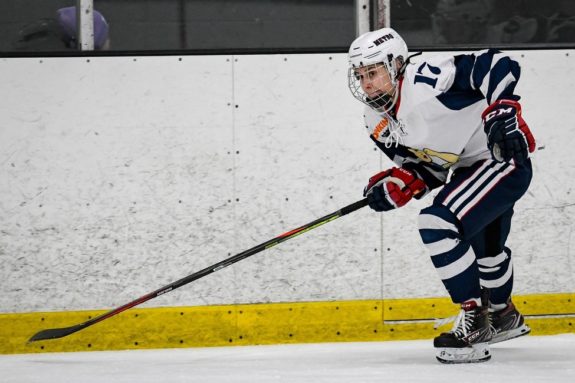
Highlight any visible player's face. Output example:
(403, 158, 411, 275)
(355, 64, 394, 98)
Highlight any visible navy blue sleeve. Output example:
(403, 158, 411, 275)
(470, 49, 521, 103)
(437, 49, 521, 110)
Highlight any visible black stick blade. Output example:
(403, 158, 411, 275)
(28, 323, 86, 343)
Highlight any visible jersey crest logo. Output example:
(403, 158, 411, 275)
(408, 148, 459, 169)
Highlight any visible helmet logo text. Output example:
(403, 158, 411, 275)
(373, 33, 394, 46)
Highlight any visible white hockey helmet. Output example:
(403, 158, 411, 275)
(348, 28, 408, 113)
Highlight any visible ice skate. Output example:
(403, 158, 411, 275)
(490, 300, 531, 344)
(434, 299, 492, 364)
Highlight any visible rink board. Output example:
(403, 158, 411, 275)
(1, 52, 574, 355)
(1, 292, 573, 354)
(1, 51, 574, 316)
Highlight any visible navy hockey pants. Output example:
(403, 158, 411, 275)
(418, 158, 532, 304)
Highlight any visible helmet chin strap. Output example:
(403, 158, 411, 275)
(397, 51, 423, 77)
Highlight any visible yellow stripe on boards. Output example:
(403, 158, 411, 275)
(1, 293, 573, 354)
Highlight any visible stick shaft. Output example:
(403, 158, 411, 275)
(29, 198, 368, 342)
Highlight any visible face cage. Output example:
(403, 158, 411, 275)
(348, 63, 399, 113)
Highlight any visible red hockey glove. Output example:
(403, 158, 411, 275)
(363, 167, 427, 212)
(482, 99, 536, 164)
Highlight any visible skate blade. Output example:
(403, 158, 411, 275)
(490, 324, 531, 344)
(436, 343, 491, 364)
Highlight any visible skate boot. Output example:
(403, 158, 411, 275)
(434, 299, 492, 364)
(489, 300, 531, 344)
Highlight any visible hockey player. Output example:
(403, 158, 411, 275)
(348, 28, 535, 363)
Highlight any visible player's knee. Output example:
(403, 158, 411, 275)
(478, 247, 512, 270)
(418, 205, 461, 244)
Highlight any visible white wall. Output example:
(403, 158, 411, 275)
(0, 50, 573, 313)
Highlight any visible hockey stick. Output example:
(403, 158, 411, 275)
(28, 198, 368, 343)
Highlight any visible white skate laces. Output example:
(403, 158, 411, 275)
(453, 309, 475, 338)
(434, 314, 456, 329)
(434, 309, 473, 336)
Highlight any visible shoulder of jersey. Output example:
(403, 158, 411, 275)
(404, 55, 457, 93)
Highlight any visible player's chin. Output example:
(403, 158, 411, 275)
(367, 92, 383, 99)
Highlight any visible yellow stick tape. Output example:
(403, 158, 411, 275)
(1, 293, 573, 354)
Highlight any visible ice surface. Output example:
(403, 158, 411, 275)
(2, 334, 574, 382)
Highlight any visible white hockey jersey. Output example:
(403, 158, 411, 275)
(364, 49, 521, 190)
